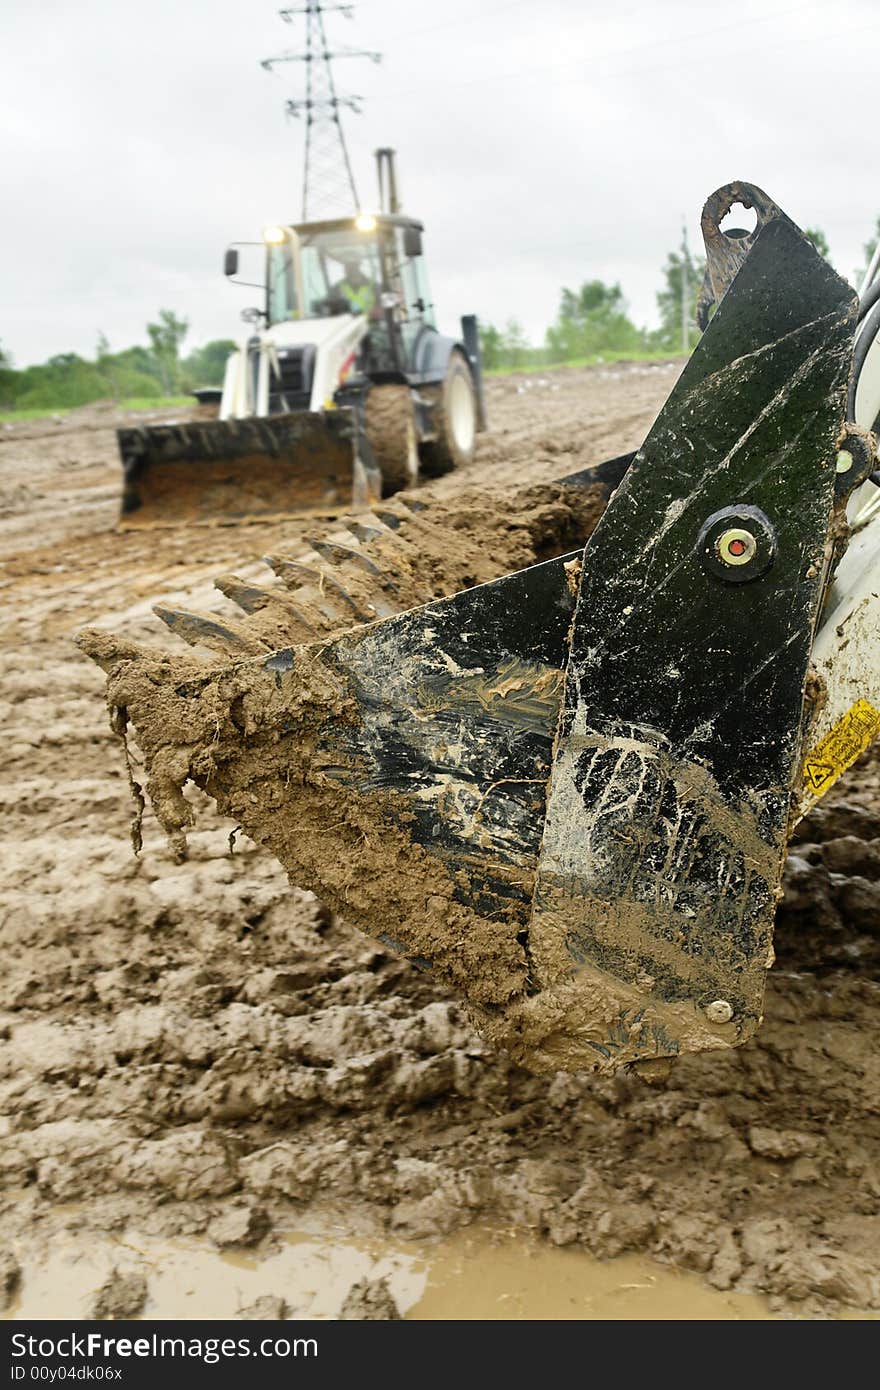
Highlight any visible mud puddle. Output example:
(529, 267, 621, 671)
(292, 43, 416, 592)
(4, 1218, 774, 1321)
(410, 1228, 775, 1320)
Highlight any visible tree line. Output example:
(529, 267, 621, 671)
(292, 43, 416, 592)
(0, 311, 235, 411)
(1, 221, 877, 410)
(480, 223, 876, 372)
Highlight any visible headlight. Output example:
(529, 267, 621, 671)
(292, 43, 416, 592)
(263, 225, 286, 245)
(355, 212, 377, 233)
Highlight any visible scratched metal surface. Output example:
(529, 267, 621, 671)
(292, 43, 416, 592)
(528, 200, 858, 1064)
(313, 552, 577, 921)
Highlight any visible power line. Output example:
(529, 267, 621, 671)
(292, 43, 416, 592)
(388, 0, 538, 44)
(261, 2, 381, 220)
(369, 1, 824, 100)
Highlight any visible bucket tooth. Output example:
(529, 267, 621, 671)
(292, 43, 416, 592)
(285, 574, 356, 627)
(288, 565, 374, 621)
(304, 568, 393, 624)
(302, 538, 410, 615)
(341, 521, 424, 583)
(335, 586, 396, 621)
(213, 574, 290, 616)
(75, 628, 165, 673)
(319, 523, 370, 549)
(310, 581, 372, 619)
(263, 554, 321, 591)
(308, 538, 385, 579)
(291, 595, 348, 628)
(212, 574, 315, 645)
(346, 518, 397, 545)
(317, 580, 385, 623)
(372, 502, 444, 547)
(270, 599, 324, 636)
(152, 605, 269, 657)
(263, 554, 363, 623)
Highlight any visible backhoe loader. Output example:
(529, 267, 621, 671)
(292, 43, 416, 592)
(82, 182, 880, 1075)
(119, 150, 485, 527)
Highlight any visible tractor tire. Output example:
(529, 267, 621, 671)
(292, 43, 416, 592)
(364, 385, 420, 495)
(419, 350, 478, 478)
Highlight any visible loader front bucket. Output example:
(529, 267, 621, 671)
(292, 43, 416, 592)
(118, 408, 371, 527)
(84, 183, 873, 1075)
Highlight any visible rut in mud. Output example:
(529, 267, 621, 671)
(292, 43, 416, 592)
(2, 363, 880, 1320)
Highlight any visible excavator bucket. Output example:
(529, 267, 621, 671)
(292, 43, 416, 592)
(118, 408, 378, 527)
(83, 183, 876, 1074)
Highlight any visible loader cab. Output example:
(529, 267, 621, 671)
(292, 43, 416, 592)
(266, 216, 436, 340)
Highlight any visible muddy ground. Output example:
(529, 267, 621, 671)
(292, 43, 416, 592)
(2, 364, 879, 1320)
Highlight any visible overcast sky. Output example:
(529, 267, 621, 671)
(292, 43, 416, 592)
(3, 0, 878, 366)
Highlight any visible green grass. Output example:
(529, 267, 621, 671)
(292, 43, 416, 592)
(0, 351, 687, 417)
(485, 348, 685, 378)
(115, 395, 192, 412)
(0, 396, 192, 423)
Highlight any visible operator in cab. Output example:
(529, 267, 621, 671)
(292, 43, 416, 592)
(330, 256, 377, 315)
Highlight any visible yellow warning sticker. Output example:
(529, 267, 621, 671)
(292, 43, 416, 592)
(803, 699, 880, 799)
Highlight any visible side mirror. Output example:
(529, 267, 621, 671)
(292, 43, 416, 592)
(403, 225, 423, 258)
(224, 247, 239, 277)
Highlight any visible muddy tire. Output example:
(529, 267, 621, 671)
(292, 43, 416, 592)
(364, 385, 419, 495)
(419, 350, 478, 478)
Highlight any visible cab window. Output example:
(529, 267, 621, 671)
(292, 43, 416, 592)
(267, 244, 298, 324)
(396, 229, 435, 327)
